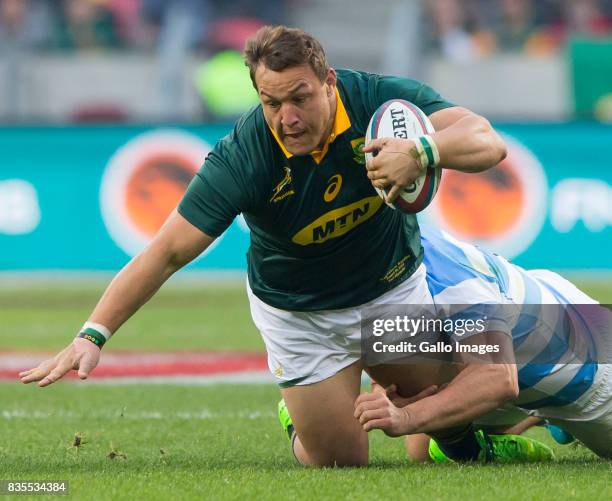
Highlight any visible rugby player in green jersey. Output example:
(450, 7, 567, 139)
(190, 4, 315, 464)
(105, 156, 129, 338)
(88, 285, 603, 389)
(21, 26, 522, 466)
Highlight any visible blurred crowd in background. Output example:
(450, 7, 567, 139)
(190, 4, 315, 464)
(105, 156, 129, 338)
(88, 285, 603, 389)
(1, 0, 611, 56)
(1, 0, 612, 122)
(427, 0, 612, 61)
(0, 0, 288, 52)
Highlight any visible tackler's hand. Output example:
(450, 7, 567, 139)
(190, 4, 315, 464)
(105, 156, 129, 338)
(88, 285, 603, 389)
(354, 390, 414, 437)
(385, 384, 439, 408)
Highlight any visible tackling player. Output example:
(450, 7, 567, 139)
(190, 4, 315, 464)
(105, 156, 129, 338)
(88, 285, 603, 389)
(20, 26, 517, 466)
(353, 225, 612, 460)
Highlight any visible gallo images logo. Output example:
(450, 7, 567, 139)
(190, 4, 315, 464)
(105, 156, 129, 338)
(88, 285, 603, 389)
(100, 130, 212, 257)
(424, 135, 547, 258)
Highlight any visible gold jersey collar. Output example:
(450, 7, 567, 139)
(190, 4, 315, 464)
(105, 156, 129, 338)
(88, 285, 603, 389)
(268, 87, 351, 164)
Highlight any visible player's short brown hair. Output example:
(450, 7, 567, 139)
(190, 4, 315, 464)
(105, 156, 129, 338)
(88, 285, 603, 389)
(243, 25, 329, 89)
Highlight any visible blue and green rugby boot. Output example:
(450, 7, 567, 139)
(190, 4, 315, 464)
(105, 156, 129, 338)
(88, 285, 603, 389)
(429, 430, 555, 463)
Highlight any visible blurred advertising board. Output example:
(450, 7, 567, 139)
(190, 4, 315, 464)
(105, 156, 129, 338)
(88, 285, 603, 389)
(569, 38, 612, 120)
(0, 123, 610, 272)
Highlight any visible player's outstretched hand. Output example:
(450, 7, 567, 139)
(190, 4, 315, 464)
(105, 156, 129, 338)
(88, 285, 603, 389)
(19, 338, 101, 387)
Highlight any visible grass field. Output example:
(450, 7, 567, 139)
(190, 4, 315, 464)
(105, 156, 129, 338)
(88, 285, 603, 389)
(1, 279, 611, 352)
(1, 384, 610, 500)
(0, 282, 261, 352)
(1, 280, 611, 500)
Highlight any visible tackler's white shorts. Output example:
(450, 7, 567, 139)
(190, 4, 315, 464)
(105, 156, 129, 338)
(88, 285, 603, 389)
(247, 264, 433, 388)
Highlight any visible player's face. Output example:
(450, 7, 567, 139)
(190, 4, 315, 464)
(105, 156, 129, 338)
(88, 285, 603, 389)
(255, 64, 337, 156)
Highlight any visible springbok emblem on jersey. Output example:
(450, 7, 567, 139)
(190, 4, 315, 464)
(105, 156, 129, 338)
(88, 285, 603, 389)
(270, 166, 295, 203)
(351, 137, 366, 164)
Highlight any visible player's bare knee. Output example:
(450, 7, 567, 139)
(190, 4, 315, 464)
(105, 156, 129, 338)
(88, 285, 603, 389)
(294, 431, 368, 467)
(309, 448, 368, 468)
(405, 434, 431, 463)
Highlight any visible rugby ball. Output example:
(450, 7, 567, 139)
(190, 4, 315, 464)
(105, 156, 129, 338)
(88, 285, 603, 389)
(365, 99, 442, 213)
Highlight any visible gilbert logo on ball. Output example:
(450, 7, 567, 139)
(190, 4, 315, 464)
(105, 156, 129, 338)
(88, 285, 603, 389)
(365, 99, 441, 214)
(424, 135, 547, 258)
(100, 130, 211, 257)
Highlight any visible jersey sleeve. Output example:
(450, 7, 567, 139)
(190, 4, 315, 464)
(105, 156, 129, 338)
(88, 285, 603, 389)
(428, 271, 515, 339)
(178, 140, 254, 238)
(373, 75, 454, 116)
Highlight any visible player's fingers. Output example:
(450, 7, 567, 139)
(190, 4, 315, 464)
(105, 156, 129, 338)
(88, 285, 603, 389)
(38, 370, 68, 388)
(385, 185, 402, 204)
(385, 384, 401, 401)
(354, 398, 386, 418)
(354, 393, 389, 418)
(38, 358, 77, 388)
(385, 384, 398, 396)
(370, 381, 387, 395)
(363, 138, 387, 153)
(354, 391, 381, 408)
(19, 358, 57, 383)
(20, 367, 51, 384)
(358, 408, 389, 425)
(365, 157, 380, 170)
(371, 176, 390, 190)
(368, 170, 389, 182)
(363, 418, 392, 433)
(77, 352, 99, 380)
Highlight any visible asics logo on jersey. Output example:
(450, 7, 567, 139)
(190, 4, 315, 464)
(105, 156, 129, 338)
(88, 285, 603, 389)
(270, 166, 295, 203)
(292, 196, 383, 245)
(323, 174, 343, 202)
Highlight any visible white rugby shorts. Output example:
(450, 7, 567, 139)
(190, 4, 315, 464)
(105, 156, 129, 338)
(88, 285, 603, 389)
(247, 263, 432, 388)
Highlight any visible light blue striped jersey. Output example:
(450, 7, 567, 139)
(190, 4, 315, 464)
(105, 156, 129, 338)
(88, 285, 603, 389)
(420, 224, 599, 409)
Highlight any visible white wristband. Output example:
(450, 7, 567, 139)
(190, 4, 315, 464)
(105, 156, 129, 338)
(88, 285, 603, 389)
(412, 139, 427, 172)
(423, 135, 441, 167)
(81, 321, 112, 341)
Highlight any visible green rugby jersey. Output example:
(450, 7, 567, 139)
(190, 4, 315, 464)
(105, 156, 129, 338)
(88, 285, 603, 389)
(178, 69, 453, 310)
